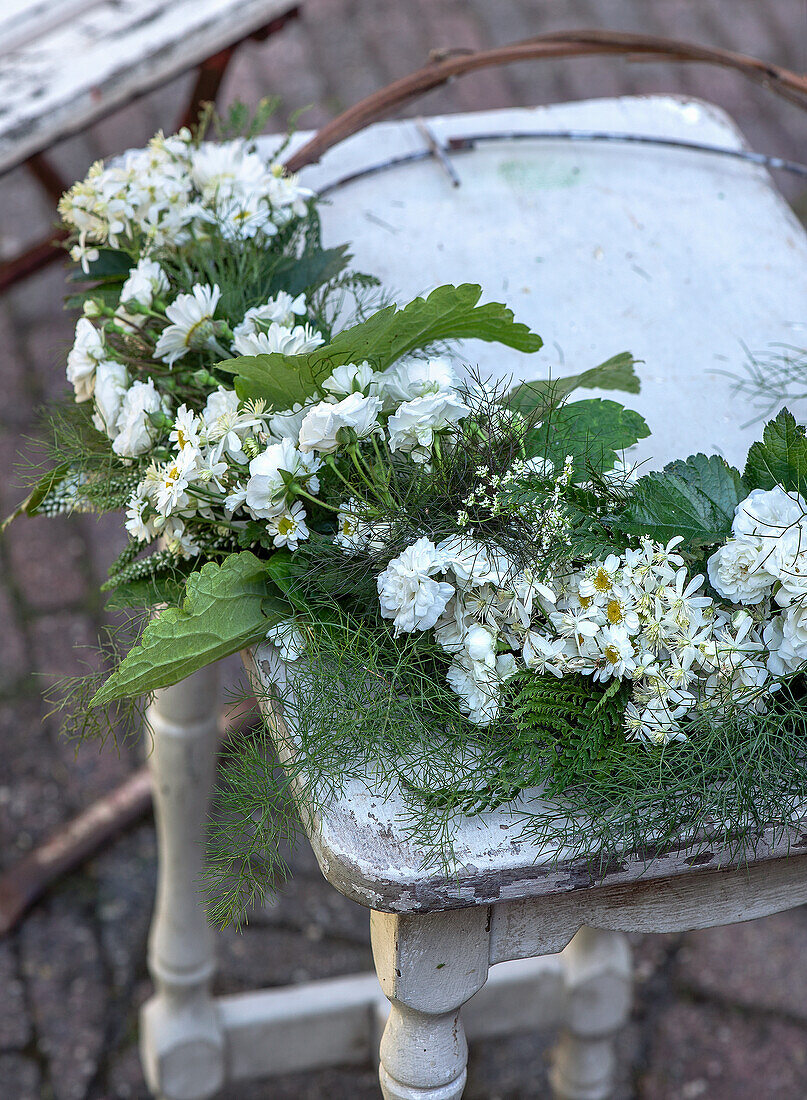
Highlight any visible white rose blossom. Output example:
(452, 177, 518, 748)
(245, 439, 321, 519)
(232, 292, 307, 340)
(322, 361, 384, 398)
(66, 317, 106, 402)
(387, 391, 470, 462)
(116, 258, 169, 327)
(92, 359, 129, 438)
(377, 537, 455, 635)
(380, 356, 460, 405)
(707, 538, 775, 605)
(112, 379, 168, 458)
(298, 393, 383, 454)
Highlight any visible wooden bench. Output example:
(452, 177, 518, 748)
(140, 98, 807, 1098)
(0, 0, 299, 291)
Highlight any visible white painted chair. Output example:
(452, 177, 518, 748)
(0, 0, 299, 290)
(139, 98, 807, 1099)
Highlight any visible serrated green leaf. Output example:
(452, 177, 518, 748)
(744, 409, 807, 495)
(507, 351, 641, 418)
(217, 283, 543, 405)
(525, 398, 649, 476)
(90, 552, 290, 705)
(613, 453, 746, 547)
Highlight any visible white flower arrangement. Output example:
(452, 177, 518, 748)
(9, 108, 807, 919)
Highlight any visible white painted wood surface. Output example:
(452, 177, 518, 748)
(0, 0, 297, 174)
(218, 954, 565, 1081)
(140, 666, 225, 1100)
(248, 94, 807, 914)
(275, 96, 807, 473)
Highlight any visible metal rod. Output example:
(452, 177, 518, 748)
(317, 128, 807, 197)
(416, 118, 462, 187)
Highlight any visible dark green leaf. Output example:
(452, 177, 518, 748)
(525, 398, 649, 476)
(744, 408, 807, 495)
(67, 248, 131, 283)
(218, 283, 543, 404)
(90, 552, 291, 704)
(1, 462, 71, 532)
(613, 453, 746, 547)
(508, 351, 641, 418)
(264, 245, 351, 298)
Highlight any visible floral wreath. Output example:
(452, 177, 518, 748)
(8, 103, 807, 922)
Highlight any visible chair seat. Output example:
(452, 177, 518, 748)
(248, 642, 807, 913)
(247, 97, 807, 914)
(0, 0, 297, 174)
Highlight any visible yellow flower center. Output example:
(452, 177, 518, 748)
(277, 516, 295, 536)
(593, 567, 612, 593)
(606, 598, 623, 624)
(604, 644, 621, 665)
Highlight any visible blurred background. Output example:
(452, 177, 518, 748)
(0, 2, 806, 1097)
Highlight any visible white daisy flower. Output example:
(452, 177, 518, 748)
(169, 404, 202, 452)
(155, 446, 200, 517)
(231, 322, 323, 357)
(155, 284, 222, 366)
(267, 502, 309, 550)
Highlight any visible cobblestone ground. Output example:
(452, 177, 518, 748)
(1, 2, 806, 1097)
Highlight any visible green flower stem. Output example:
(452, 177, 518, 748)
(186, 485, 227, 503)
(348, 445, 389, 505)
(324, 456, 362, 499)
(370, 435, 396, 498)
(294, 488, 341, 514)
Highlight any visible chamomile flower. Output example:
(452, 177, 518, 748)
(169, 405, 202, 452)
(267, 502, 310, 550)
(155, 447, 199, 517)
(594, 625, 636, 681)
(231, 322, 324, 357)
(155, 283, 222, 366)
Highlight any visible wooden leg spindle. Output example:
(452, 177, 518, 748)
(140, 667, 224, 1100)
(550, 926, 632, 1100)
(371, 908, 491, 1100)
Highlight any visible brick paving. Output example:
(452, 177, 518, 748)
(0, 2, 806, 1096)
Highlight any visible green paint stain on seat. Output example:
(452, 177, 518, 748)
(499, 159, 582, 190)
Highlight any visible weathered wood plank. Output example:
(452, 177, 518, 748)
(0, 0, 297, 174)
(489, 852, 807, 960)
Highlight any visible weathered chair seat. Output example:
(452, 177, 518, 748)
(142, 98, 807, 1100)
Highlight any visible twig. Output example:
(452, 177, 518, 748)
(0, 699, 259, 936)
(285, 29, 807, 173)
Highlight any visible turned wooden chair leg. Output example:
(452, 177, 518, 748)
(140, 666, 225, 1100)
(371, 908, 491, 1100)
(550, 927, 632, 1100)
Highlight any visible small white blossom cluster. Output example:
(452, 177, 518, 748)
(58, 130, 313, 269)
(456, 454, 571, 535)
(120, 355, 470, 561)
(65, 282, 325, 456)
(370, 526, 784, 743)
(708, 486, 807, 678)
